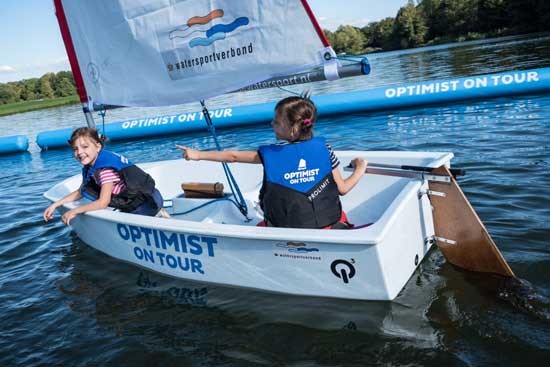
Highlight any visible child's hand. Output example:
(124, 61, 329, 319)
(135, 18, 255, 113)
(43, 204, 58, 222)
(61, 209, 78, 226)
(176, 145, 199, 161)
(351, 158, 367, 174)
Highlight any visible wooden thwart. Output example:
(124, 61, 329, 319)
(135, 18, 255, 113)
(181, 182, 225, 198)
(428, 166, 514, 277)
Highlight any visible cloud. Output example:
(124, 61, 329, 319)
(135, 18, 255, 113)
(53, 57, 70, 66)
(348, 17, 371, 28)
(0, 65, 16, 73)
(0, 58, 70, 83)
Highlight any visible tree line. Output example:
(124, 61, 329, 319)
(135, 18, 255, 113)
(0, 71, 77, 105)
(2, 0, 549, 105)
(325, 0, 550, 54)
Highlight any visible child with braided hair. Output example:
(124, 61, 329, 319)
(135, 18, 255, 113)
(177, 96, 366, 229)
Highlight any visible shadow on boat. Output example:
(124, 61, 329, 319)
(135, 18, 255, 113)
(56, 236, 447, 344)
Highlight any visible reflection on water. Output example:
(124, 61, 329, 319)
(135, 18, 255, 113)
(54, 236, 455, 365)
(61, 237, 425, 334)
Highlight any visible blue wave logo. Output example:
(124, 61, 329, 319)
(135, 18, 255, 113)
(276, 242, 320, 253)
(169, 9, 249, 48)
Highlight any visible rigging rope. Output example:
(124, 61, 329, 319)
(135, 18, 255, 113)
(200, 100, 250, 220)
(167, 196, 244, 216)
(97, 106, 107, 143)
(334, 54, 366, 63)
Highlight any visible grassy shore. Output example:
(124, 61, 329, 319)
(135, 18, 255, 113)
(0, 96, 80, 117)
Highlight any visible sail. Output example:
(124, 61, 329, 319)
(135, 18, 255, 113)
(55, 0, 334, 107)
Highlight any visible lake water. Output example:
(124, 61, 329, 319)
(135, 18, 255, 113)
(1, 34, 550, 366)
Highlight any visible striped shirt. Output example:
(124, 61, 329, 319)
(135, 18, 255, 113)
(92, 168, 126, 195)
(325, 143, 340, 169)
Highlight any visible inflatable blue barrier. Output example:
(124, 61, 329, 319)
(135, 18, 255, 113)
(36, 102, 275, 150)
(30, 67, 550, 150)
(0, 135, 29, 155)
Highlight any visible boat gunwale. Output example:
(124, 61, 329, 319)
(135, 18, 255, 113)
(44, 150, 453, 245)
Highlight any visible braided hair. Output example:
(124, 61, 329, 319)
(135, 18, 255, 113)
(274, 96, 317, 142)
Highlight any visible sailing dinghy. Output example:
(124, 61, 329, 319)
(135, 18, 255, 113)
(46, 0, 514, 301)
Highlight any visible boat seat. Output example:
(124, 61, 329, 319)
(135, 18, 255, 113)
(169, 195, 262, 225)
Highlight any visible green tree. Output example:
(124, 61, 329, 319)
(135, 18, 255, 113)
(20, 78, 38, 101)
(477, 0, 508, 32)
(331, 25, 367, 54)
(0, 84, 18, 104)
(363, 17, 398, 50)
(507, 0, 550, 33)
(324, 29, 336, 48)
(8, 82, 23, 103)
(37, 73, 55, 99)
(394, 1, 428, 48)
(52, 71, 77, 97)
(54, 77, 76, 97)
(418, 0, 441, 39)
(430, 0, 479, 37)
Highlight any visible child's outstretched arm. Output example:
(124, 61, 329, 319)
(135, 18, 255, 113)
(176, 145, 261, 164)
(332, 158, 367, 195)
(60, 182, 114, 225)
(43, 189, 82, 222)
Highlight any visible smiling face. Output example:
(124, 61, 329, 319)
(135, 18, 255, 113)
(71, 136, 102, 166)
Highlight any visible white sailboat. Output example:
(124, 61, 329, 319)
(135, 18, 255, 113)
(45, 0, 514, 301)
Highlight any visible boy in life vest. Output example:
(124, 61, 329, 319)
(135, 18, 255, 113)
(43, 127, 167, 225)
(177, 96, 366, 229)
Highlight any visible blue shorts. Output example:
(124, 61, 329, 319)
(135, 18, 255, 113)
(131, 189, 163, 216)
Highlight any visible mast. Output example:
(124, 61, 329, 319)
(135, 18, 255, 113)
(300, 0, 330, 47)
(53, 0, 96, 128)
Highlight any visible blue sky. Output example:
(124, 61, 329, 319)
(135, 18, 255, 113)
(0, 0, 407, 83)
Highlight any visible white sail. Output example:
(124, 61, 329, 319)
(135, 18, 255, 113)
(57, 0, 334, 107)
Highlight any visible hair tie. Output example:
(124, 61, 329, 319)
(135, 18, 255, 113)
(302, 118, 312, 127)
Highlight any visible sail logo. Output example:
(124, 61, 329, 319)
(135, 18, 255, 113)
(298, 159, 307, 171)
(163, 7, 255, 76)
(276, 242, 319, 253)
(273, 242, 321, 261)
(169, 9, 250, 48)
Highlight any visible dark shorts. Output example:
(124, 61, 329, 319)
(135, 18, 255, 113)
(131, 189, 163, 216)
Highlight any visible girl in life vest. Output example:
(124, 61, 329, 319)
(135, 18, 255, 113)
(43, 127, 167, 226)
(177, 96, 366, 229)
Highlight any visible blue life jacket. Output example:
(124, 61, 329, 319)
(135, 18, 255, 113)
(258, 137, 341, 228)
(81, 150, 157, 212)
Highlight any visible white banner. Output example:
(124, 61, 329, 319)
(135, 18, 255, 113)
(59, 0, 330, 107)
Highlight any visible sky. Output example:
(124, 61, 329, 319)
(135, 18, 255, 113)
(0, 0, 407, 83)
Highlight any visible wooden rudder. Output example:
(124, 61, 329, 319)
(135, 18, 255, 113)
(428, 166, 514, 277)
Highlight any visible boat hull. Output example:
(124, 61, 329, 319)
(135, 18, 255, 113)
(46, 151, 453, 301)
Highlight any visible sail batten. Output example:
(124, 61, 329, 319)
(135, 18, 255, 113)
(56, 0, 335, 107)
